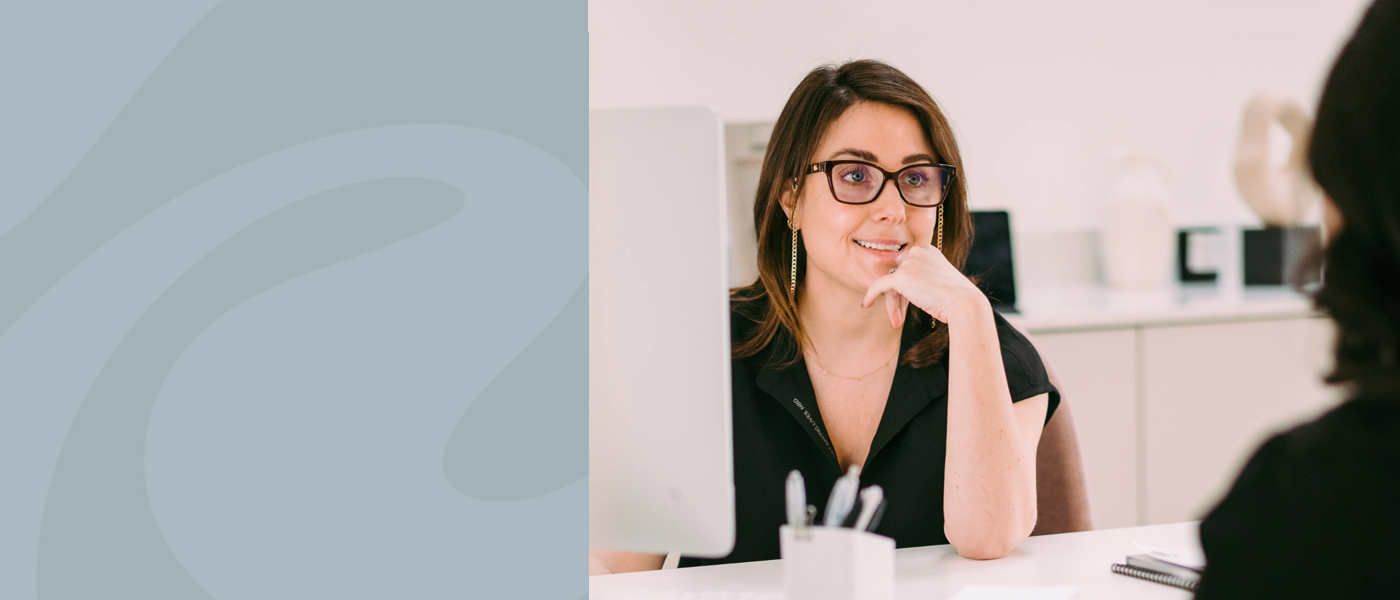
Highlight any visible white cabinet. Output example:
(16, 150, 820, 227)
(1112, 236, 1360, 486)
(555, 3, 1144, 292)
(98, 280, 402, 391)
(1019, 288, 1341, 529)
(1141, 317, 1338, 524)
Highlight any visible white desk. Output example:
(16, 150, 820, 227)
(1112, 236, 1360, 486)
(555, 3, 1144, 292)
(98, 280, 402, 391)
(591, 522, 1199, 599)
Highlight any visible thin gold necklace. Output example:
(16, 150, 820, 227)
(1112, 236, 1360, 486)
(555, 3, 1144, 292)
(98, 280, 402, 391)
(807, 345, 899, 380)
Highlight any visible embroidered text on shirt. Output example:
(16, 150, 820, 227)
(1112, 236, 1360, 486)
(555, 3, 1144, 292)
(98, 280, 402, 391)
(791, 398, 831, 451)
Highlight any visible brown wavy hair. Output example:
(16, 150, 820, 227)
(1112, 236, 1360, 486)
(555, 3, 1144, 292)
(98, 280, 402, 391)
(1308, 0, 1400, 397)
(730, 59, 973, 369)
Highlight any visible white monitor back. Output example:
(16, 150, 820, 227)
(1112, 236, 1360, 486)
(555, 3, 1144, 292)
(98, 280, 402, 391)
(589, 107, 735, 557)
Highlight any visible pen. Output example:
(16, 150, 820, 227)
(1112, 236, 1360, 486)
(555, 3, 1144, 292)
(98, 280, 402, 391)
(822, 465, 861, 527)
(864, 499, 887, 533)
(785, 470, 806, 527)
(852, 485, 884, 531)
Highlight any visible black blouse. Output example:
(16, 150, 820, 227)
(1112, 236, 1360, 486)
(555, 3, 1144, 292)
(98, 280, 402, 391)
(1194, 394, 1400, 598)
(680, 300, 1059, 567)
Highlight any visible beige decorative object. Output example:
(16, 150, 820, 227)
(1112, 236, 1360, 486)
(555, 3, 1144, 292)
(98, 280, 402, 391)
(1233, 93, 1322, 227)
(1100, 155, 1175, 289)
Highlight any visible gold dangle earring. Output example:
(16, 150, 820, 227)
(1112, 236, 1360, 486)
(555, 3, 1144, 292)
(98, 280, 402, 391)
(932, 204, 945, 330)
(789, 220, 799, 300)
(789, 177, 800, 301)
(936, 205, 944, 251)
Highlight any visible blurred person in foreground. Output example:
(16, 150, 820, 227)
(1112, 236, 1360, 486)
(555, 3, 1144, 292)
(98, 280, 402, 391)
(1194, 1, 1400, 597)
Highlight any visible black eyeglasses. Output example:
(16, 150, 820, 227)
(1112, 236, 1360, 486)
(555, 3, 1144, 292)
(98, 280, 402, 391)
(805, 160, 957, 207)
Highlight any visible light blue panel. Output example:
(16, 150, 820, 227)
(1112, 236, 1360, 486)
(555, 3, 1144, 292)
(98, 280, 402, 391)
(0, 2, 585, 598)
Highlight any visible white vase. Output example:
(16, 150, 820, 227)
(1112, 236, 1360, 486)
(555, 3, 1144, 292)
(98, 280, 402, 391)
(1100, 156, 1174, 289)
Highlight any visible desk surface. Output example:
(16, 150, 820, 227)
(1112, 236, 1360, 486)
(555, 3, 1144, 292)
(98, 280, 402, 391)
(590, 522, 1200, 599)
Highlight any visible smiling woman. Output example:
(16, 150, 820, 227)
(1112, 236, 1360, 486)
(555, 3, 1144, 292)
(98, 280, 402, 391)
(589, 59, 1060, 575)
(735, 61, 974, 367)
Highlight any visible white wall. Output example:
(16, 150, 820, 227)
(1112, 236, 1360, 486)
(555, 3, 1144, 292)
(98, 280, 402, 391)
(589, 0, 1370, 234)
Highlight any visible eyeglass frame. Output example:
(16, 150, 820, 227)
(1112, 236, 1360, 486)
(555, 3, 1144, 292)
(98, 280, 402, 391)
(802, 160, 958, 207)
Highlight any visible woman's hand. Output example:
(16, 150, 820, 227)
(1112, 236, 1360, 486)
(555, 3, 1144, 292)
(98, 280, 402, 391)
(867, 240, 1042, 559)
(860, 240, 987, 329)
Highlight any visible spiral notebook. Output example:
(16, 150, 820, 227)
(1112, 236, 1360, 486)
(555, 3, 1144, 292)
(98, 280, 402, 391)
(1111, 553, 1202, 592)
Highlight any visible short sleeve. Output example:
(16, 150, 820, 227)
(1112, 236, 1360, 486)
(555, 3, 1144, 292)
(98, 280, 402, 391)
(991, 311, 1060, 425)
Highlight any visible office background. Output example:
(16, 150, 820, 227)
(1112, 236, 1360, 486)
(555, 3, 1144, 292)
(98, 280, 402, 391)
(590, 0, 1367, 535)
(0, 2, 585, 599)
(591, 0, 1368, 284)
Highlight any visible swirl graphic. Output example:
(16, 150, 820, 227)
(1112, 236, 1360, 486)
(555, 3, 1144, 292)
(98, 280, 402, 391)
(39, 177, 464, 599)
(3, 1, 586, 598)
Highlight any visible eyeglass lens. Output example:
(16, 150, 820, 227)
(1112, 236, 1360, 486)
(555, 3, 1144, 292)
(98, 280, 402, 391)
(831, 163, 948, 206)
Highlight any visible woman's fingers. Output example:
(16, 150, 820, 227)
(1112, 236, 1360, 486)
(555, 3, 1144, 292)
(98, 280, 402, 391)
(864, 242, 979, 327)
(862, 274, 896, 309)
(885, 289, 904, 329)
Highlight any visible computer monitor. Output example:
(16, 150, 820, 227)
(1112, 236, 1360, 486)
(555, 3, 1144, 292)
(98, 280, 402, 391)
(588, 107, 736, 557)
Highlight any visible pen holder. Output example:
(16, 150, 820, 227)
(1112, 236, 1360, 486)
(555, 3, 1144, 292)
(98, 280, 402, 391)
(779, 525, 894, 600)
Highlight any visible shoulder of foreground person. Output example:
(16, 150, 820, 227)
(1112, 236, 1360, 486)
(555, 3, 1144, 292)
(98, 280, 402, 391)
(1194, 397, 1400, 599)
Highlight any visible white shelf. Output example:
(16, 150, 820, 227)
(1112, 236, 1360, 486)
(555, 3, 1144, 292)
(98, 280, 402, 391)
(1005, 284, 1319, 334)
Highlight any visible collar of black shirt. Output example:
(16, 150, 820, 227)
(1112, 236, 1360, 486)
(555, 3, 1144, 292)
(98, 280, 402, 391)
(748, 311, 949, 475)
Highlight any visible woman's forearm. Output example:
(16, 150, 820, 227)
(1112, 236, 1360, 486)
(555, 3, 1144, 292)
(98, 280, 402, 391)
(942, 295, 1038, 559)
(589, 550, 666, 575)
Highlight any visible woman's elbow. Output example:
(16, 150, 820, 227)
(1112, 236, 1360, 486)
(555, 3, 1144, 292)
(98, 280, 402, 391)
(952, 529, 1026, 560)
(948, 508, 1037, 560)
(954, 539, 1016, 560)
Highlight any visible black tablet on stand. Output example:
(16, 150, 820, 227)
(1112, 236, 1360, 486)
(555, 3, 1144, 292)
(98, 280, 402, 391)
(965, 210, 1017, 313)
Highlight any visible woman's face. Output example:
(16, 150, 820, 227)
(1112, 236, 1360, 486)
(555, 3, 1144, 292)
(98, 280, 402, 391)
(785, 101, 940, 300)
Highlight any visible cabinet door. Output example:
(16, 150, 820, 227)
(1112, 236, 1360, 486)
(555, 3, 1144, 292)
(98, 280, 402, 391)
(1031, 329, 1138, 529)
(1142, 317, 1339, 525)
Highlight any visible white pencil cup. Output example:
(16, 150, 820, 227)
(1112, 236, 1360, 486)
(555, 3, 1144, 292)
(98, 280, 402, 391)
(779, 525, 895, 600)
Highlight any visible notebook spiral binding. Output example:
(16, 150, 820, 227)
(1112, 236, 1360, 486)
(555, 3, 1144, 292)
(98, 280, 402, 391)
(1111, 563, 1199, 592)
